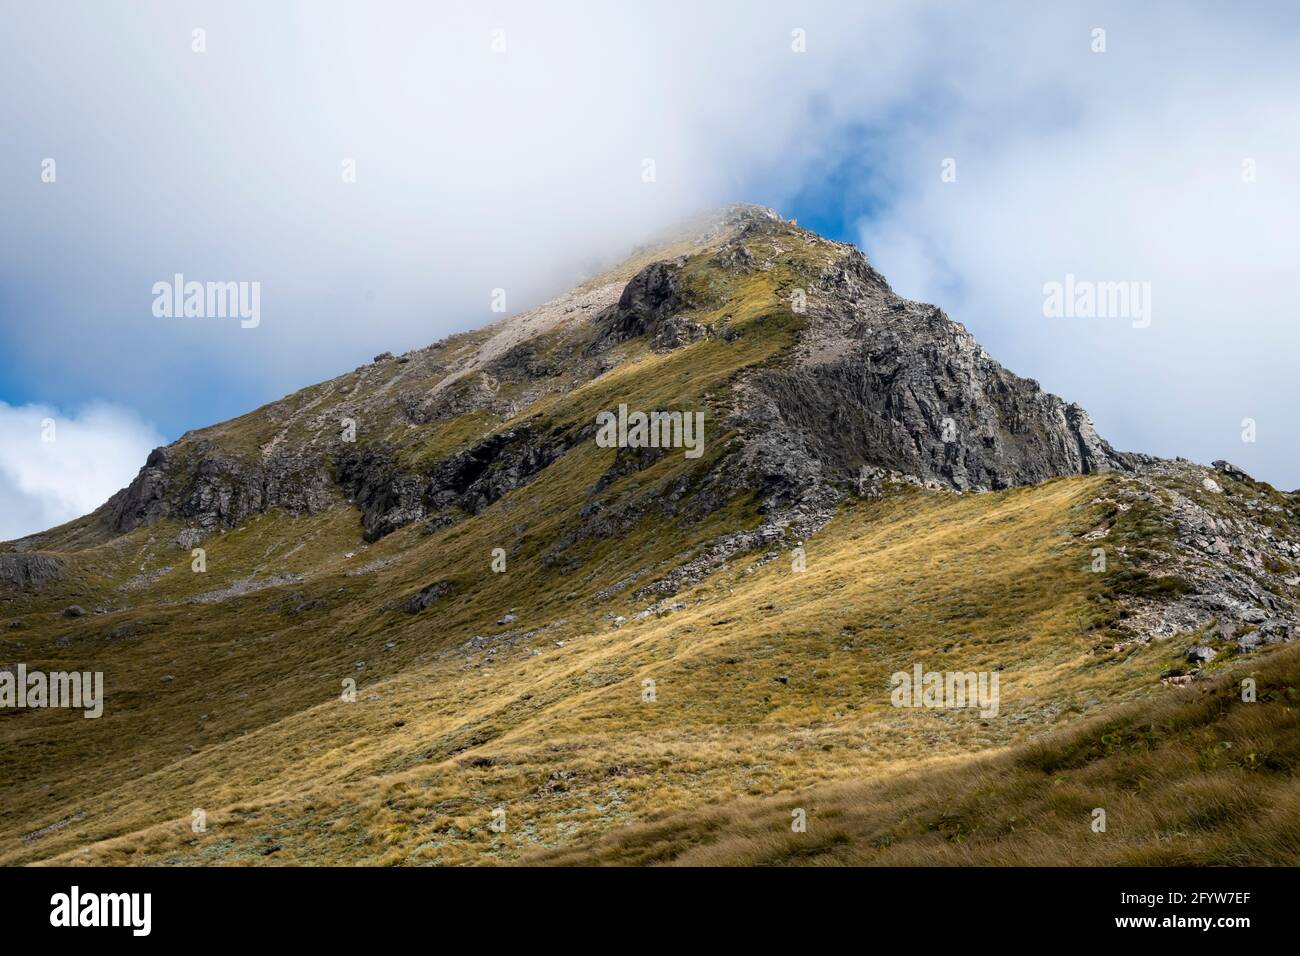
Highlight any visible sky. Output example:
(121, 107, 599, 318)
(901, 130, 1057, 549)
(2, 1, 1298, 541)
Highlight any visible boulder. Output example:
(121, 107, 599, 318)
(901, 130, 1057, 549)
(404, 580, 453, 615)
(1237, 631, 1262, 653)
(1213, 460, 1252, 482)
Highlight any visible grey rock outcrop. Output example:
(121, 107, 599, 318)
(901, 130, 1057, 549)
(734, 234, 1130, 497)
(1212, 460, 1252, 482)
(337, 423, 582, 541)
(0, 553, 66, 591)
(587, 260, 694, 354)
(1089, 455, 1299, 653)
(404, 580, 453, 614)
(106, 444, 334, 534)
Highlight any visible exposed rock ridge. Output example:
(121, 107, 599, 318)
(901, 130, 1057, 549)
(728, 230, 1130, 497)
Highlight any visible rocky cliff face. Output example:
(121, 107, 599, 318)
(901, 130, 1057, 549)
(715, 224, 1129, 512)
(105, 444, 336, 535)
(744, 250, 1127, 493)
(0, 553, 65, 591)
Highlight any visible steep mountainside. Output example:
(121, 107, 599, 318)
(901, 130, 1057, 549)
(2, 205, 1297, 865)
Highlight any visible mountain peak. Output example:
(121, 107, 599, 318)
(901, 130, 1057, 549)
(23, 205, 1125, 550)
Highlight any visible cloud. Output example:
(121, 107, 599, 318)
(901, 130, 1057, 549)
(0, 402, 165, 542)
(0, 0, 1295, 493)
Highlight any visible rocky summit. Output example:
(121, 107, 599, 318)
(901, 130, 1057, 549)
(3, 205, 1298, 866)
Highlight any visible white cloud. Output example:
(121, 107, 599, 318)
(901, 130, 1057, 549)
(0, 1, 932, 409)
(0, 1, 1295, 493)
(0, 402, 165, 543)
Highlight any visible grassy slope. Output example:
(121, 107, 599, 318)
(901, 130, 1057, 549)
(4, 470, 1220, 866)
(529, 642, 1300, 866)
